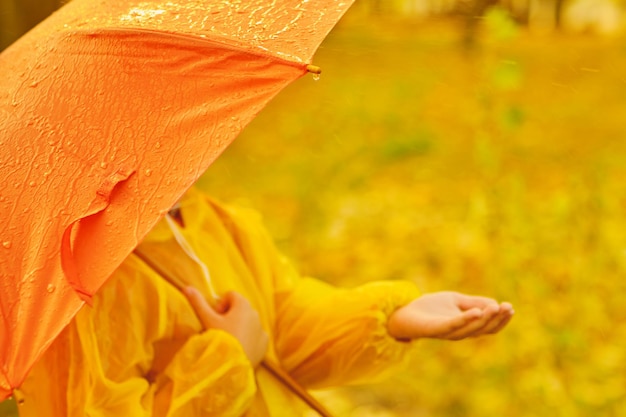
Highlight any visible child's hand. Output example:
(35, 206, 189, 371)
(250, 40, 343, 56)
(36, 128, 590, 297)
(184, 287, 269, 367)
(387, 291, 514, 341)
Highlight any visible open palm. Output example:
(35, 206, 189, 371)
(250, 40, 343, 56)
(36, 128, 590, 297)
(387, 291, 514, 341)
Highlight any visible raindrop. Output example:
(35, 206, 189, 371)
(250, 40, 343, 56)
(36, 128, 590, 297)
(29, 181, 36, 187)
(155, 142, 162, 149)
(105, 220, 114, 226)
(47, 284, 56, 293)
(100, 162, 108, 169)
(312, 73, 321, 81)
(2, 241, 11, 249)
(144, 169, 152, 177)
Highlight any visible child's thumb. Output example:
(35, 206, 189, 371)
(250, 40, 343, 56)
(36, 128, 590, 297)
(184, 286, 222, 330)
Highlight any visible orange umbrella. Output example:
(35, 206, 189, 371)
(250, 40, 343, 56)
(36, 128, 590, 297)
(0, 0, 354, 400)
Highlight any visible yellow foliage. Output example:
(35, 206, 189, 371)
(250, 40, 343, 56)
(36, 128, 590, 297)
(199, 13, 626, 417)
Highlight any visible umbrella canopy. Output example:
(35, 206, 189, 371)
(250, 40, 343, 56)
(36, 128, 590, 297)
(0, 0, 354, 399)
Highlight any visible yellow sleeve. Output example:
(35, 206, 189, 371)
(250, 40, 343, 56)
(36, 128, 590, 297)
(203, 193, 421, 390)
(274, 278, 420, 389)
(162, 330, 256, 417)
(66, 255, 256, 417)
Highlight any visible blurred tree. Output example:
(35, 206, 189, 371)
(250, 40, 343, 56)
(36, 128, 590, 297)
(0, 0, 66, 51)
(365, 0, 624, 34)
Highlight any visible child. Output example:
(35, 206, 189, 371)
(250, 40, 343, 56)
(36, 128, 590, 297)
(17, 187, 512, 417)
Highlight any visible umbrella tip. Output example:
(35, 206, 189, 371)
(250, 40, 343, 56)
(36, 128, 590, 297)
(306, 64, 321, 75)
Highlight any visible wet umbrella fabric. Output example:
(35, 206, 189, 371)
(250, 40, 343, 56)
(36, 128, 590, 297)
(0, 0, 354, 399)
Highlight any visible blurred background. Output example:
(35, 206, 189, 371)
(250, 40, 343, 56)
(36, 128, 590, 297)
(2, 0, 626, 416)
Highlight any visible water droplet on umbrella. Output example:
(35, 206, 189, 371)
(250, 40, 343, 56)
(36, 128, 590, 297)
(105, 220, 114, 226)
(29, 181, 36, 187)
(2, 241, 11, 249)
(47, 284, 56, 293)
(145, 169, 152, 177)
(155, 142, 162, 149)
(313, 73, 321, 81)
(100, 162, 108, 169)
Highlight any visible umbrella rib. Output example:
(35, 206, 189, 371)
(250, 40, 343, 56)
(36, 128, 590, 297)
(260, 361, 335, 417)
(133, 247, 186, 292)
(75, 27, 314, 70)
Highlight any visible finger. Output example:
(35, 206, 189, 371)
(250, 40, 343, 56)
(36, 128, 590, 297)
(216, 291, 235, 313)
(453, 302, 515, 338)
(476, 308, 507, 334)
(484, 303, 515, 334)
(429, 307, 483, 338)
(488, 313, 513, 334)
(214, 297, 229, 314)
(224, 291, 254, 314)
(183, 286, 222, 330)
(443, 303, 500, 340)
(455, 293, 500, 312)
(500, 302, 515, 315)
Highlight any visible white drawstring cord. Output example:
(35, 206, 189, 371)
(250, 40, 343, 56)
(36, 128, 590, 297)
(164, 213, 220, 303)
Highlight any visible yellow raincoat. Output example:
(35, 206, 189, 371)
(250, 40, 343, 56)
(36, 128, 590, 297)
(18, 188, 419, 416)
